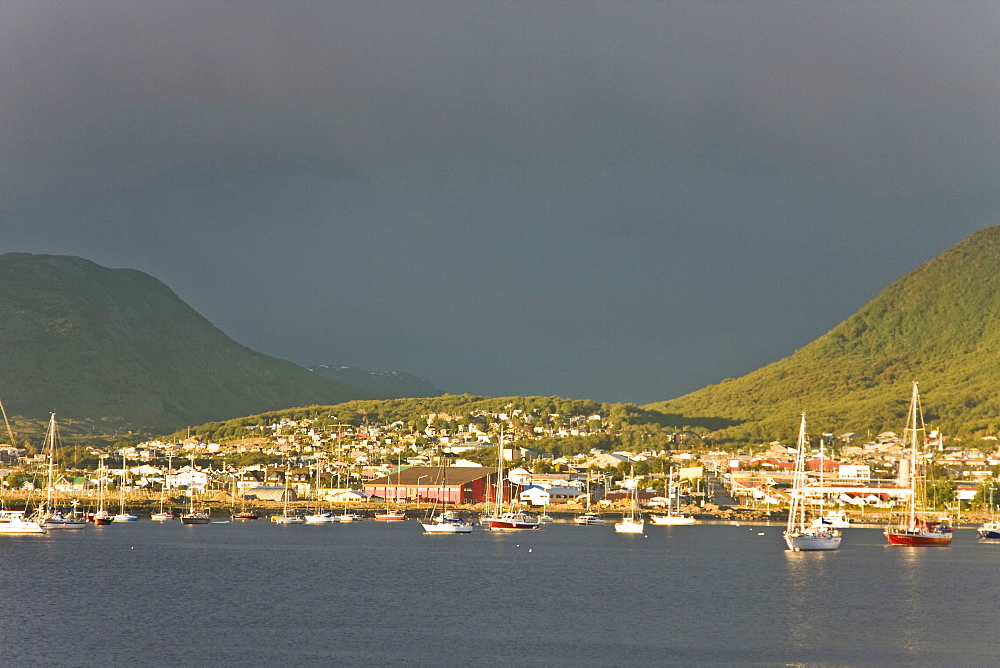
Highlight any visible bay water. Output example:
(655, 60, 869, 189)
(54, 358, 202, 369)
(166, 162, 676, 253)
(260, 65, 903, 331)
(1, 520, 996, 666)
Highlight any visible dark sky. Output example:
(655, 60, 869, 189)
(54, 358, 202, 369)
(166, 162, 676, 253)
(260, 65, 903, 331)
(3, 2, 998, 404)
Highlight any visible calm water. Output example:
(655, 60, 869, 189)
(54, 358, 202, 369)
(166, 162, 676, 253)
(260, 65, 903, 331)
(1, 519, 997, 666)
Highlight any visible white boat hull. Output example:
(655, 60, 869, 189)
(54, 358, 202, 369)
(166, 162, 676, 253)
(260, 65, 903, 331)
(45, 518, 87, 529)
(0, 515, 46, 534)
(304, 514, 337, 523)
(421, 521, 474, 533)
(574, 514, 606, 526)
(112, 513, 138, 522)
(649, 514, 696, 525)
(784, 530, 842, 551)
(615, 518, 645, 534)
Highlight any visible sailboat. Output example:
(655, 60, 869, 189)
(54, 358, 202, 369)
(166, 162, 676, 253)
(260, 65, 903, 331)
(374, 454, 406, 521)
(151, 453, 176, 520)
(784, 413, 841, 551)
(271, 460, 304, 524)
(180, 455, 210, 524)
(91, 455, 113, 525)
(483, 422, 539, 530)
(39, 414, 86, 529)
(884, 383, 953, 546)
(335, 462, 363, 522)
(574, 469, 605, 525)
(420, 454, 473, 534)
(650, 465, 696, 525)
(304, 459, 337, 522)
(614, 468, 644, 534)
(112, 450, 138, 522)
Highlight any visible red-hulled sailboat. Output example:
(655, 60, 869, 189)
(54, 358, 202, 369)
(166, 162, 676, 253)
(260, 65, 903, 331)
(884, 382, 953, 547)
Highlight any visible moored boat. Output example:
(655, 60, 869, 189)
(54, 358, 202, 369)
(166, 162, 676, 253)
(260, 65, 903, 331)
(573, 512, 605, 526)
(884, 383, 953, 547)
(649, 512, 696, 526)
(977, 520, 1000, 540)
(650, 466, 697, 525)
(810, 510, 852, 529)
(614, 470, 645, 534)
(784, 414, 841, 551)
(486, 511, 539, 530)
(0, 510, 46, 534)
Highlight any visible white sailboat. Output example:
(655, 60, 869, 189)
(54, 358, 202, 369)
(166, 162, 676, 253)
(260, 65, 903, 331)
(420, 455, 473, 534)
(784, 413, 841, 551)
(374, 454, 406, 521)
(91, 455, 113, 525)
(180, 455, 210, 524)
(650, 466, 696, 525)
(151, 453, 175, 520)
(304, 459, 336, 522)
(40, 414, 86, 529)
(884, 382, 953, 546)
(614, 469, 644, 534)
(271, 459, 304, 524)
(574, 469, 605, 525)
(112, 450, 138, 522)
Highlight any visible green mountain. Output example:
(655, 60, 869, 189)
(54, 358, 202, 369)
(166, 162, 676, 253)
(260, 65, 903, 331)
(646, 226, 1000, 443)
(0, 253, 385, 432)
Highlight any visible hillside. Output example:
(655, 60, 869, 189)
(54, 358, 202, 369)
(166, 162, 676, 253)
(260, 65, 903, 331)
(0, 253, 385, 431)
(646, 225, 1000, 443)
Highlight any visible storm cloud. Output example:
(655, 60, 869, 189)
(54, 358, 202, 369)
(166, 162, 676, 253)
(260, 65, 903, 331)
(3, 1, 998, 403)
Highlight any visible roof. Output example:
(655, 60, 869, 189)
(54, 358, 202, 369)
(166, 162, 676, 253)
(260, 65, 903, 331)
(365, 465, 498, 487)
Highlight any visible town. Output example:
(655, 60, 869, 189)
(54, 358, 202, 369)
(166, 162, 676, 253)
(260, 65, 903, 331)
(3, 405, 999, 520)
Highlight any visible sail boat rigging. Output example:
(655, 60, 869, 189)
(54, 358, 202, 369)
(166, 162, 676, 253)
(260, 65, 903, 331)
(91, 455, 113, 525)
(614, 465, 644, 534)
(784, 413, 841, 551)
(420, 451, 473, 533)
(650, 464, 696, 525)
(574, 468, 605, 525)
(180, 455, 210, 524)
(375, 452, 406, 521)
(39, 414, 86, 529)
(884, 383, 953, 546)
(483, 418, 538, 530)
(151, 452, 176, 520)
(112, 449, 137, 522)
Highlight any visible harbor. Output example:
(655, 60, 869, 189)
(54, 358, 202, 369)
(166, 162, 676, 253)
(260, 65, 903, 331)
(2, 519, 999, 666)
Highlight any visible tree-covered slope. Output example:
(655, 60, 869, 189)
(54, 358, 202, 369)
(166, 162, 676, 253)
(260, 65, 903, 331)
(646, 225, 1000, 442)
(0, 253, 384, 430)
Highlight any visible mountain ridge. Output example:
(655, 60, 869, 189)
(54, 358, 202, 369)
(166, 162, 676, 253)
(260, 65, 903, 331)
(0, 253, 386, 431)
(645, 225, 1000, 442)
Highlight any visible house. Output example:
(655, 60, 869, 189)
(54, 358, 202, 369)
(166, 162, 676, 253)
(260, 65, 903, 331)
(518, 485, 587, 507)
(167, 466, 210, 492)
(242, 486, 297, 502)
(319, 488, 370, 504)
(364, 466, 501, 504)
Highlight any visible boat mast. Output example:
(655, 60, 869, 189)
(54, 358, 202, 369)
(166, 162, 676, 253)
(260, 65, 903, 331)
(45, 413, 56, 516)
(905, 382, 924, 529)
(494, 423, 505, 517)
(787, 414, 807, 535)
